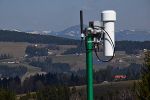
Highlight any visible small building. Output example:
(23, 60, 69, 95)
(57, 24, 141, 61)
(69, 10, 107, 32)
(7, 61, 15, 64)
(114, 75, 127, 80)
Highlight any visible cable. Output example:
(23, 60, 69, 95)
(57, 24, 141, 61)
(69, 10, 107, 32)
(93, 26, 115, 62)
(94, 47, 115, 62)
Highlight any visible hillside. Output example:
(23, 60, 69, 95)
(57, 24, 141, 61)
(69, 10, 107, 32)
(72, 80, 137, 100)
(0, 29, 149, 83)
(0, 30, 78, 45)
(16, 80, 138, 100)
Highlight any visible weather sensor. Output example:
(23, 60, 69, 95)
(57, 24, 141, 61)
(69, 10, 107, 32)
(101, 10, 116, 56)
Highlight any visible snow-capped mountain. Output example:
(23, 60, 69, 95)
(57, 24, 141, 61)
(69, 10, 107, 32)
(0, 29, 22, 32)
(51, 25, 150, 41)
(10, 29, 21, 32)
(116, 30, 150, 41)
(50, 25, 81, 39)
(27, 31, 39, 34)
(27, 30, 53, 35)
(0, 28, 53, 35)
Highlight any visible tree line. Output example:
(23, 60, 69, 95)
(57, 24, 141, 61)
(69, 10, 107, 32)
(63, 41, 150, 55)
(0, 60, 147, 100)
(0, 63, 141, 94)
(25, 46, 48, 57)
(0, 53, 13, 60)
(27, 57, 71, 73)
(0, 64, 27, 78)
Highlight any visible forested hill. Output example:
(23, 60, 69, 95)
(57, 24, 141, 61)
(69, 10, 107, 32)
(0, 30, 78, 45)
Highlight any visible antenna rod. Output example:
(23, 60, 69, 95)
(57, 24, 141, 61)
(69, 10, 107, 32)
(80, 10, 83, 34)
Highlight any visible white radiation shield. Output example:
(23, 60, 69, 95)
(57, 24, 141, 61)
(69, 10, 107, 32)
(101, 10, 116, 56)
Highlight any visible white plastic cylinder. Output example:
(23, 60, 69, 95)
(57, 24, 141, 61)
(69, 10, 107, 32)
(101, 10, 116, 56)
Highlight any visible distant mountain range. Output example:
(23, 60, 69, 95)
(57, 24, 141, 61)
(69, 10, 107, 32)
(1, 25, 150, 41)
(48, 25, 150, 41)
(53, 25, 81, 39)
(116, 30, 150, 41)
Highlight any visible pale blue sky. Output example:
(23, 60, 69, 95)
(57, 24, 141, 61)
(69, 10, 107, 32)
(0, 0, 150, 31)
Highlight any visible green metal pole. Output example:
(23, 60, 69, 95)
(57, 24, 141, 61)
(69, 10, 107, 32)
(86, 32, 94, 100)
